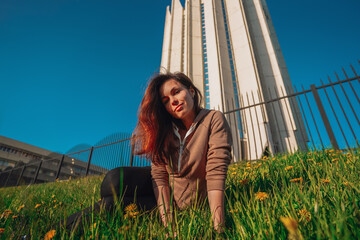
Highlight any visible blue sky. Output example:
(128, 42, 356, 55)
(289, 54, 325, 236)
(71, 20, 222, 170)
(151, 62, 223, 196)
(1, 0, 359, 154)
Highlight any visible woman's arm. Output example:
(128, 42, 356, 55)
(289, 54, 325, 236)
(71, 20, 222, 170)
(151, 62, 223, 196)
(206, 111, 232, 231)
(151, 162, 171, 227)
(208, 190, 225, 232)
(153, 185, 172, 227)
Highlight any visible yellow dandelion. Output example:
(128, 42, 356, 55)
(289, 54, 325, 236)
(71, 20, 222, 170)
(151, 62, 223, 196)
(51, 195, 55, 198)
(44, 230, 56, 240)
(35, 204, 41, 209)
(0, 228, 4, 233)
(290, 177, 303, 183)
(285, 166, 294, 171)
(246, 162, 251, 167)
(229, 209, 239, 213)
(255, 192, 269, 201)
(332, 158, 339, 162)
(321, 179, 331, 184)
(307, 152, 312, 155)
(53, 200, 56, 203)
(18, 205, 25, 211)
(92, 223, 97, 230)
(124, 211, 139, 219)
(54, 204, 58, 209)
(231, 172, 236, 175)
(12, 215, 18, 219)
(2, 209, 13, 218)
(329, 149, 334, 153)
(307, 159, 313, 162)
(239, 179, 249, 185)
(272, 157, 276, 160)
(254, 163, 262, 169)
(125, 203, 138, 213)
(343, 182, 351, 187)
(297, 209, 311, 222)
(245, 167, 251, 170)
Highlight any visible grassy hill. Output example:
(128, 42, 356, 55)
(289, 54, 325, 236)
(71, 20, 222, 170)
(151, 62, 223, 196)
(1, 149, 359, 239)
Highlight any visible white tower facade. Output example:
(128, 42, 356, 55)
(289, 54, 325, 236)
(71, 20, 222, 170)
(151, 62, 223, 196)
(160, 0, 308, 160)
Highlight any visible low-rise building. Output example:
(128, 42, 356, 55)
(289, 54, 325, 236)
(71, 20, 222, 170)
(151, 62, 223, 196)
(0, 135, 107, 187)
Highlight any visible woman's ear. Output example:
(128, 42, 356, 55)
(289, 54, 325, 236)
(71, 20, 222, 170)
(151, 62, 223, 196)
(190, 88, 195, 97)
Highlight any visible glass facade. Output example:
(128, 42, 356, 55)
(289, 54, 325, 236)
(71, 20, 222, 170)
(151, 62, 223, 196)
(220, 0, 244, 137)
(201, 3, 210, 109)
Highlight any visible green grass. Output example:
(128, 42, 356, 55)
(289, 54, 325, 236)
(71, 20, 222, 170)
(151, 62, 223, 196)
(1, 148, 360, 239)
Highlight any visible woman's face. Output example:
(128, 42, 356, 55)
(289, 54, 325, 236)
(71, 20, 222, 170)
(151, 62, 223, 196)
(159, 79, 196, 125)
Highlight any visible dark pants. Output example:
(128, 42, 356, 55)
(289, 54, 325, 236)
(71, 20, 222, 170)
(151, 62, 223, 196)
(63, 166, 157, 232)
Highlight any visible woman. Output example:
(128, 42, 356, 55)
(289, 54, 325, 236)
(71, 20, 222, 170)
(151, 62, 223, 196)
(64, 72, 232, 233)
(132, 72, 232, 231)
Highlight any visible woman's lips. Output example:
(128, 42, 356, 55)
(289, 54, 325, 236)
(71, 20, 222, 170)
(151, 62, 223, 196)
(174, 104, 183, 112)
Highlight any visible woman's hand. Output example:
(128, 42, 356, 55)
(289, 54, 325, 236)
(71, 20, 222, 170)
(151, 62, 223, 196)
(208, 190, 225, 233)
(154, 185, 172, 227)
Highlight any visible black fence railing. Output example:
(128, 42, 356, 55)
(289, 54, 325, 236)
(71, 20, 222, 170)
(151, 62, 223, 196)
(1, 62, 359, 188)
(224, 62, 360, 160)
(0, 137, 150, 188)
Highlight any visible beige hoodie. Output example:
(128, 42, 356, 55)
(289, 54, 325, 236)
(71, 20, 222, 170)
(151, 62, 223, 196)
(151, 109, 232, 209)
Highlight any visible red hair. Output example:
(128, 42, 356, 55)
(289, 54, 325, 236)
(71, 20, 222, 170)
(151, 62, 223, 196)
(132, 72, 202, 165)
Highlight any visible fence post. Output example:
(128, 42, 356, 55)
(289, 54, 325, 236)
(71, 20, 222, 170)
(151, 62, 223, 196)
(4, 169, 14, 187)
(16, 165, 26, 186)
(130, 144, 135, 167)
(32, 161, 43, 184)
(55, 155, 65, 180)
(85, 147, 94, 176)
(310, 84, 339, 150)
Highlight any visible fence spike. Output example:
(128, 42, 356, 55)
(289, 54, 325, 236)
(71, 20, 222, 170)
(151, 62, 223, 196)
(320, 79, 350, 149)
(251, 91, 264, 156)
(267, 87, 285, 153)
(246, 92, 258, 159)
(327, 75, 359, 147)
(274, 86, 291, 153)
(334, 70, 360, 126)
(311, 84, 339, 150)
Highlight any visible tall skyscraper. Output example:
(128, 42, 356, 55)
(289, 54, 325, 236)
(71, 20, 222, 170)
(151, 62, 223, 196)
(160, 0, 308, 160)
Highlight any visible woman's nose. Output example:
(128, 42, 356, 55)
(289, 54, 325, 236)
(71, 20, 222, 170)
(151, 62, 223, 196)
(171, 97, 179, 105)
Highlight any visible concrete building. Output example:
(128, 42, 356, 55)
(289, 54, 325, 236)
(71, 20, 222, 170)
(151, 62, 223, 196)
(0, 135, 106, 187)
(160, 0, 308, 160)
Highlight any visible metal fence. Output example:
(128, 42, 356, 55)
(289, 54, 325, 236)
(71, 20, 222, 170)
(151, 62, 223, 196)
(224, 62, 360, 159)
(1, 62, 359, 188)
(0, 137, 150, 188)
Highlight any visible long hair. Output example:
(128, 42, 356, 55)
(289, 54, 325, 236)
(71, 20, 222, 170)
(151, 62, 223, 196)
(132, 72, 202, 165)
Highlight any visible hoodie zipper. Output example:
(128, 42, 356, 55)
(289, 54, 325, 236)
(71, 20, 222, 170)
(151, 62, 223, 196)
(173, 124, 196, 172)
